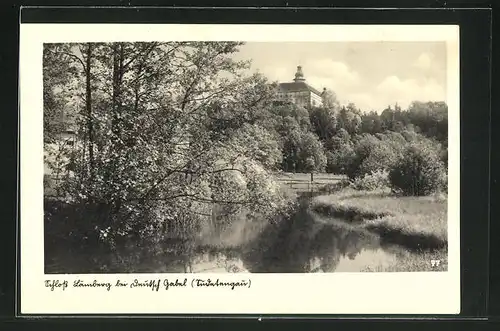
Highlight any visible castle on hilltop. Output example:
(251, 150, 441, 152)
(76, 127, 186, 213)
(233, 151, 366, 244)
(276, 66, 325, 108)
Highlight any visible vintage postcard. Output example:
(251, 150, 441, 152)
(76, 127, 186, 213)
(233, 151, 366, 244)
(19, 24, 460, 315)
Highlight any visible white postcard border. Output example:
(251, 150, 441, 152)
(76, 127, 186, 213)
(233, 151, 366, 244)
(19, 24, 460, 315)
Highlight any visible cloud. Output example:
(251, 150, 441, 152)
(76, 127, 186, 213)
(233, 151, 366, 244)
(373, 75, 446, 111)
(299, 59, 362, 107)
(413, 53, 434, 70)
(259, 66, 290, 82)
(340, 75, 446, 113)
(304, 59, 360, 87)
(260, 59, 360, 90)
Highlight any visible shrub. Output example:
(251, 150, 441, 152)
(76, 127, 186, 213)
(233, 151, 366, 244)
(388, 141, 446, 196)
(358, 142, 401, 177)
(345, 133, 404, 180)
(295, 131, 327, 173)
(325, 148, 355, 175)
(350, 169, 390, 191)
(281, 130, 327, 173)
(323, 129, 354, 175)
(344, 134, 379, 179)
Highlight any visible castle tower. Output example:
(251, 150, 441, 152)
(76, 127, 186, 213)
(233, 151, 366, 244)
(293, 65, 306, 82)
(277, 65, 323, 108)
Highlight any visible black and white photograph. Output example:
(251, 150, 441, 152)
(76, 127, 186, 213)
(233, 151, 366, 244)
(43, 41, 449, 274)
(20, 23, 460, 314)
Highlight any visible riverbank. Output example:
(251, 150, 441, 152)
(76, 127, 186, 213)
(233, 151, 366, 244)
(310, 188, 448, 271)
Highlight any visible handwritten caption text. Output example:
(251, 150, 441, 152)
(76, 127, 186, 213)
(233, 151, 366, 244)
(44, 278, 251, 292)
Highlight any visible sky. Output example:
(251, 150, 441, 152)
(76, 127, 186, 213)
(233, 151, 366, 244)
(233, 42, 447, 113)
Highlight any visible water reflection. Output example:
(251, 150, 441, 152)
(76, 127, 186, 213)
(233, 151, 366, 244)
(168, 196, 399, 273)
(45, 191, 401, 273)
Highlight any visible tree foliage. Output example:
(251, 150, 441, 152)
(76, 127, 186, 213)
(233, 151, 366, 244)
(44, 42, 289, 259)
(324, 128, 354, 174)
(309, 106, 338, 142)
(337, 103, 362, 135)
(321, 88, 340, 111)
(388, 140, 446, 196)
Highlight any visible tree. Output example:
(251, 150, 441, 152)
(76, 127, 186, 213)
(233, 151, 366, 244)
(321, 88, 340, 110)
(406, 101, 448, 143)
(389, 139, 446, 196)
(296, 132, 327, 173)
(269, 102, 311, 133)
(324, 128, 354, 174)
(360, 111, 383, 135)
(309, 106, 337, 142)
(345, 132, 404, 180)
(43, 44, 80, 144)
(357, 133, 404, 178)
(280, 128, 326, 173)
(44, 42, 289, 264)
(337, 103, 362, 135)
(380, 106, 395, 132)
(280, 119, 303, 172)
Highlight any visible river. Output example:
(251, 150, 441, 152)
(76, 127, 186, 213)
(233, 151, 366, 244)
(45, 191, 405, 273)
(146, 191, 403, 273)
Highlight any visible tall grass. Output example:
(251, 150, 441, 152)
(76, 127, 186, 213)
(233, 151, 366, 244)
(312, 188, 448, 243)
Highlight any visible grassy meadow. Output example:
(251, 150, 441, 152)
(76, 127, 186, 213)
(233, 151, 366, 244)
(312, 188, 447, 243)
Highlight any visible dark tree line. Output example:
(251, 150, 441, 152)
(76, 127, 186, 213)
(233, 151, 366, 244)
(269, 90, 448, 176)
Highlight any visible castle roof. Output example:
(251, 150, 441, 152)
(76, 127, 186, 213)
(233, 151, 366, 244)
(278, 81, 323, 96)
(278, 65, 324, 96)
